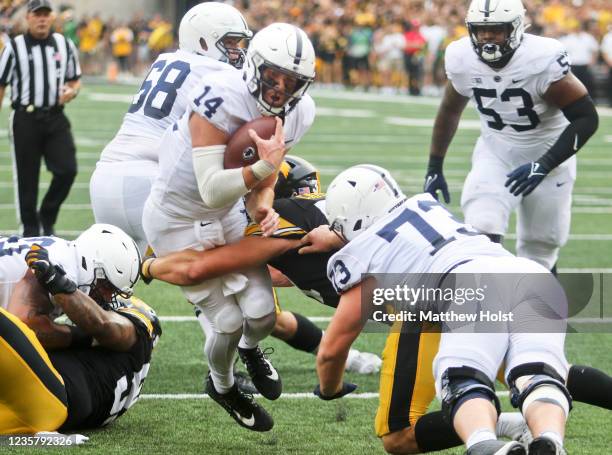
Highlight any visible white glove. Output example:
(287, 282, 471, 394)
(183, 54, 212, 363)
(345, 349, 382, 374)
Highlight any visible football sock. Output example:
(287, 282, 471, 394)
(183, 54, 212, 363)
(465, 429, 496, 449)
(206, 330, 241, 394)
(414, 411, 463, 452)
(540, 431, 564, 446)
(567, 364, 612, 409)
(284, 312, 323, 353)
(239, 312, 276, 350)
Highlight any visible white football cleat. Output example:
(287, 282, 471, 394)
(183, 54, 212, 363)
(345, 349, 382, 374)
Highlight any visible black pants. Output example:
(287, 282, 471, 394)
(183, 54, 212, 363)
(11, 108, 77, 236)
(571, 65, 596, 97)
(404, 54, 424, 96)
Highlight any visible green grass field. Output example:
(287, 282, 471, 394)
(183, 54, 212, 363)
(0, 83, 611, 454)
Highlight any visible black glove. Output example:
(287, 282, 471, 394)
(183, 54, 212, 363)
(505, 161, 550, 197)
(25, 244, 77, 295)
(313, 382, 357, 400)
(423, 156, 450, 203)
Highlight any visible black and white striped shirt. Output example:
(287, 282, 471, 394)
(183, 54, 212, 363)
(0, 32, 81, 108)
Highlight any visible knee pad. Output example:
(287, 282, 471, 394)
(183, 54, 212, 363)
(463, 199, 509, 235)
(212, 304, 244, 334)
(507, 362, 572, 417)
(440, 366, 500, 423)
(244, 312, 276, 335)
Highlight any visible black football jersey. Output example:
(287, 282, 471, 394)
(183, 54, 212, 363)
(49, 299, 159, 431)
(246, 194, 340, 308)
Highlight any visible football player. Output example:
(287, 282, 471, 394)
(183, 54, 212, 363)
(423, 0, 599, 272)
(141, 23, 316, 431)
(89, 2, 252, 254)
(141, 156, 382, 375)
(1, 226, 161, 434)
(312, 165, 573, 454)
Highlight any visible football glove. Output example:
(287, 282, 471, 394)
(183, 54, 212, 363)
(423, 156, 450, 203)
(25, 244, 77, 295)
(505, 161, 550, 197)
(313, 382, 357, 400)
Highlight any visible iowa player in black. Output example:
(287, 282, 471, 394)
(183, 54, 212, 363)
(2, 242, 161, 434)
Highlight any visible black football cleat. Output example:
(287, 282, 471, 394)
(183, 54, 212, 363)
(528, 437, 566, 455)
(466, 440, 526, 455)
(238, 346, 282, 400)
(205, 374, 273, 432)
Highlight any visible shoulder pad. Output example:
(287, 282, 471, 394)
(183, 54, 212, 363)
(516, 34, 568, 76)
(444, 37, 473, 75)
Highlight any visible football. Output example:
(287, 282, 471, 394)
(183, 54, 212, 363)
(223, 116, 277, 169)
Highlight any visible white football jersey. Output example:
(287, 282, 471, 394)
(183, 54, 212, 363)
(149, 67, 316, 220)
(445, 34, 570, 148)
(0, 236, 78, 308)
(100, 50, 234, 163)
(327, 193, 511, 294)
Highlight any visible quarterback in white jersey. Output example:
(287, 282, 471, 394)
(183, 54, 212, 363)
(142, 23, 316, 432)
(89, 2, 251, 254)
(424, 0, 598, 271)
(308, 165, 571, 455)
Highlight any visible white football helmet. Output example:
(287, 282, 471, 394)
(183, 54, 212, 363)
(178, 2, 252, 68)
(244, 23, 316, 116)
(326, 165, 406, 242)
(466, 0, 526, 65)
(73, 224, 141, 305)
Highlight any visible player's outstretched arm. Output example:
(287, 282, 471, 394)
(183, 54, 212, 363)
(298, 225, 345, 255)
(506, 73, 599, 197)
(316, 284, 366, 398)
(23, 245, 137, 351)
(424, 82, 469, 203)
(144, 236, 300, 286)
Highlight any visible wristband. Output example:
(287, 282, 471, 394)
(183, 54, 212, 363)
(251, 160, 276, 180)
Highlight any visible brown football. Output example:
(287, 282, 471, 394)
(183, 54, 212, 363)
(223, 116, 277, 169)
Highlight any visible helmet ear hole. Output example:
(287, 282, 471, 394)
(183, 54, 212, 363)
(199, 37, 208, 51)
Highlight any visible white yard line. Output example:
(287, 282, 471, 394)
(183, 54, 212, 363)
(140, 391, 510, 400)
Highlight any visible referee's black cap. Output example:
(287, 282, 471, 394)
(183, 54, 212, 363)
(28, 0, 53, 12)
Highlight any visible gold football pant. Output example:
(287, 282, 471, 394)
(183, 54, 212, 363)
(0, 308, 67, 434)
(375, 322, 440, 437)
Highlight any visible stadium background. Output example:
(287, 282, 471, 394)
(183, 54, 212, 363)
(0, 1, 611, 453)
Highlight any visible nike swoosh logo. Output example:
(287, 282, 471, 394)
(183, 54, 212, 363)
(285, 139, 294, 144)
(512, 78, 524, 83)
(425, 174, 437, 190)
(233, 410, 255, 427)
(200, 222, 212, 228)
(265, 361, 279, 381)
(556, 182, 566, 187)
(573, 134, 579, 151)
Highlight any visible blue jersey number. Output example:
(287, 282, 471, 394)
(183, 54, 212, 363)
(128, 60, 191, 119)
(473, 87, 540, 132)
(376, 201, 479, 255)
(193, 85, 224, 119)
(0, 236, 55, 258)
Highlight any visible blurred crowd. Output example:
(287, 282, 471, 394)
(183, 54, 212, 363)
(0, 0, 611, 103)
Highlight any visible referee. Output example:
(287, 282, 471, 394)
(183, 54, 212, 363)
(0, 0, 81, 236)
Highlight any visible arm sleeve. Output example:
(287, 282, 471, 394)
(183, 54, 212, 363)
(537, 95, 598, 171)
(192, 145, 249, 209)
(0, 42, 14, 86)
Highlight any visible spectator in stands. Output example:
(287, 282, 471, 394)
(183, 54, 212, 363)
(346, 15, 373, 89)
(559, 22, 599, 97)
(373, 21, 405, 93)
(420, 15, 447, 95)
(110, 22, 134, 74)
(403, 19, 426, 96)
(78, 14, 104, 74)
(602, 26, 612, 106)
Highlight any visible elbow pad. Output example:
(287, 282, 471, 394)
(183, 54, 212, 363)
(192, 146, 248, 209)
